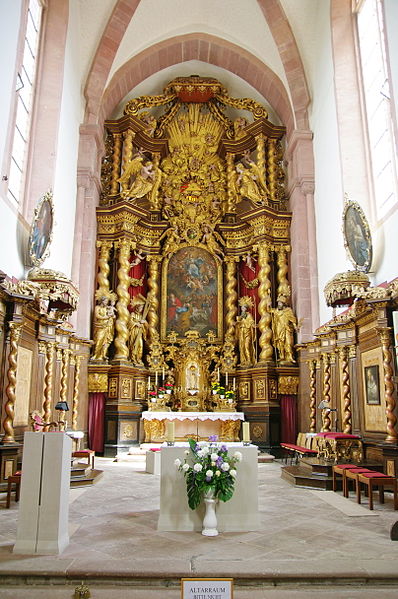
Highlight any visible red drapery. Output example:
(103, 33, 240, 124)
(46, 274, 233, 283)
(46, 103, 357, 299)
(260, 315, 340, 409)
(128, 252, 147, 306)
(280, 394, 297, 443)
(88, 392, 106, 452)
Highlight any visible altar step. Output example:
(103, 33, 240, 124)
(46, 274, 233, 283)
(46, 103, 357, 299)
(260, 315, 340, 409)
(70, 462, 104, 488)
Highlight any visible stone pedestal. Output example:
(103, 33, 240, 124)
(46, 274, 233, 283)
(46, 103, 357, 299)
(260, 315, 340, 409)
(14, 432, 72, 555)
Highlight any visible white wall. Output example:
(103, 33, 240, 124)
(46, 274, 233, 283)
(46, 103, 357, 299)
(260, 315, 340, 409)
(44, 0, 81, 279)
(307, 1, 348, 325)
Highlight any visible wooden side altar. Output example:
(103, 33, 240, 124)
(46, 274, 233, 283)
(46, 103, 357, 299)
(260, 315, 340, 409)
(142, 411, 244, 443)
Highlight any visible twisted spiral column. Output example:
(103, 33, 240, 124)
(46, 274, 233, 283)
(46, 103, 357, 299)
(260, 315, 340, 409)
(321, 353, 331, 432)
(276, 245, 291, 300)
(224, 256, 239, 342)
(257, 244, 273, 363)
(120, 129, 135, 194)
(43, 341, 55, 425)
(96, 240, 113, 297)
(378, 328, 397, 442)
(110, 133, 123, 195)
(309, 359, 317, 433)
(2, 322, 23, 443)
(71, 355, 83, 430)
(339, 346, 352, 434)
(256, 133, 266, 195)
(114, 239, 132, 360)
(147, 256, 161, 343)
(267, 139, 277, 202)
(59, 349, 70, 404)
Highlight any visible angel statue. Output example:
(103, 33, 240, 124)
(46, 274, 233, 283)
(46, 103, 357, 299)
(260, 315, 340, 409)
(118, 154, 160, 203)
(232, 158, 269, 207)
(236, 296, 256, 367)
(201, 224, 224, 257)
(270, 295, 298, 363)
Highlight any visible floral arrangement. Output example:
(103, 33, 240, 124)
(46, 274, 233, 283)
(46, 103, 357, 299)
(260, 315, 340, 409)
(158, 386, 166, 395)
(225, 390, 235, 399)
(148, 390, 157, 397)
(175, 437, 242, 510)
(165, 382, 173, 390)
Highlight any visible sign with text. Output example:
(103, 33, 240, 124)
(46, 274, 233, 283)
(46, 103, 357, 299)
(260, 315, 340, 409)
(181, 578, 233, 599)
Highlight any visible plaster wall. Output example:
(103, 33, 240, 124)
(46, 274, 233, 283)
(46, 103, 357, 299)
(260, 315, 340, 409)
(109, 0, 290, 100)
(44, 0, 81, 278)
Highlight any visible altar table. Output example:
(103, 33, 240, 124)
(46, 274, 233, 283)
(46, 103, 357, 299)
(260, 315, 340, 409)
(141, 411, 244, 443)
(157, 443, 259, 532)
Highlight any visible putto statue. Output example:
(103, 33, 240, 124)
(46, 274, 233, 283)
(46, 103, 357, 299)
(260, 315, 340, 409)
(271, 295, 298, 363)
(236, 296, 256, 367)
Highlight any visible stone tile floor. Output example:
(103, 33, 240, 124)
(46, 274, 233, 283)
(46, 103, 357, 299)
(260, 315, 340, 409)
(0, 456, 398, 598)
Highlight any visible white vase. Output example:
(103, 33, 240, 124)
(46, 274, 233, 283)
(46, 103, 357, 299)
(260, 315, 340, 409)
(202, 488, 218, 536)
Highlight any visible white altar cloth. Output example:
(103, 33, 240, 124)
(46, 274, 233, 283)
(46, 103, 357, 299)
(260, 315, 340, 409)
(157, 443, 259, 532)
(142, 411, 244, 421)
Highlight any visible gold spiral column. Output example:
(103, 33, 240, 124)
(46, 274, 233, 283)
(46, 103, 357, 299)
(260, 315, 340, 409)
(256, 133, 266, 191)
(149, 153, 161, 211)
(275, 245, 291, 300)
(321, 353, 331, 432)
(226, 153, 237, 213)
(120, 129, 135, 194)
(42, 341, 55, 425)
(114, 239, 132, 360)
(147, 256, 161, 343)
(110, 133, 123, 195)
(224, 256, 239, 342)
(339, 346, 352, 434)
(378, 328, 397, 442)
(71, 355, 83, 430)
(96, 240, 113, 297)
(2, 321, 23, 443)
(267, 139, 277, 202)
(257, 243, 273, 363)
(309, 359, 317, 433)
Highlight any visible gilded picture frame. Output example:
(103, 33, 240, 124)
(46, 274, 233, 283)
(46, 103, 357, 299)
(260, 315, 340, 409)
(342, 199, 372, 273)
(161, 245, 223, 341)
(364, 364, 380, 405)
(28, 191, 54, 267)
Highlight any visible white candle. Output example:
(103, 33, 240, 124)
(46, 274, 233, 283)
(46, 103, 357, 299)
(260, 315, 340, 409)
(162, 366, 165, 379)
(166, 421, 175, 442)
(147, 375, 151, 390)
(242, 421, 250, 443)
(155, 371, 158, 386)
(233, 377, 236, 391)
(225, 372, 228, 386)
(217, 368, 220, 381)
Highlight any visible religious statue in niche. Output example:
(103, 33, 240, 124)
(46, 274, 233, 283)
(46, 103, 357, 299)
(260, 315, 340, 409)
(270, 295, 298, 363)
(91, 292, 117, 361)
(128, 294, 149, 366)
(236, 296, 256, 367)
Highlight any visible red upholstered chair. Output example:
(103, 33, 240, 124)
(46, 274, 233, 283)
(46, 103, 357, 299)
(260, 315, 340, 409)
(355, 472, 398, 510)
(6, 471, 21, 509)
(344, 468, 373, 498)
(332, 464, 369, 496)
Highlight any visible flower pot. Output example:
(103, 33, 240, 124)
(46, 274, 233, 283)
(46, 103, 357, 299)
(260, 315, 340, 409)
(202, 488, 218, 536)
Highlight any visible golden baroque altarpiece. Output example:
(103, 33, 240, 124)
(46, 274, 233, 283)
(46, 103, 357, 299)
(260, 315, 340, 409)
(89, 76, 299, 452)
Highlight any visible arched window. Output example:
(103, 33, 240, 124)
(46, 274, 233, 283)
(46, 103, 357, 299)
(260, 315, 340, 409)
(7, 0, 43, 207)
(354, 0, 398, 221)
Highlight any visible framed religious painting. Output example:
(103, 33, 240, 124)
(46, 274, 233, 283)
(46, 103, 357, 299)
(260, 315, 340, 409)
(161, 246, 223, 341)
(342, 197, 372, 273)
(28, 191, 54, 267)
(364, 364, 381, 405)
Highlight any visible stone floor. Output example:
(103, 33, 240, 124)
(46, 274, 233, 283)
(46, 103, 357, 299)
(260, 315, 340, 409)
(1, 455, 398, 598)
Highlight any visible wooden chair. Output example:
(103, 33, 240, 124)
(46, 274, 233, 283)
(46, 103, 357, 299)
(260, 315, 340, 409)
(72, 449, 95, 469)
(355, 472, 398, 510)
(6, 471, 21, 509)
